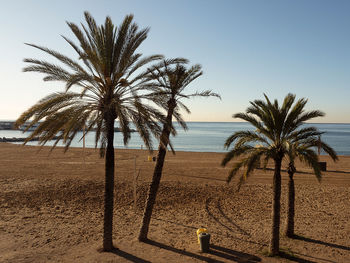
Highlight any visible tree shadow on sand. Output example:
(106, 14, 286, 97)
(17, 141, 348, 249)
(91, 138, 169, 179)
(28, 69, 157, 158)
(215, 198, 250, 236)
(278, 251, 319, 263)
(277, 234, 349, 263)
(293, 234, 350, 251)
(205, 198, 250, 236)
(175, 173, 226, 182)
(210, 245, 261, 262)
(107, 247, 152, 263)
(152, 216, 198, 230)
(290, 251, 339, 263)
(144, 239, 261, 263)
(258, 167, 350, 175)
(205, 197, 265, 248)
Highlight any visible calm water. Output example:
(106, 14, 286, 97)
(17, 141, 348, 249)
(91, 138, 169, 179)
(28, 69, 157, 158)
(1, 122, 350, 155)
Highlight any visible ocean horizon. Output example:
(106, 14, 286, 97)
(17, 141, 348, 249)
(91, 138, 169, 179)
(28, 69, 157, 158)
(1, 121, 350, 155)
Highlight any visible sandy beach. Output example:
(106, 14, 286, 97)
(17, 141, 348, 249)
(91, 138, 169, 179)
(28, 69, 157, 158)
(0, 142, 349, 262)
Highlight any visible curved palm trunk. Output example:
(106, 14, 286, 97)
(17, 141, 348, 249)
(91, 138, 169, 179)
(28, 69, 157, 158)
(138, 102, 175, 242)
(285, 170, 295, 237)
(269, 156, 282, 256)
(103, 116, 115, 251)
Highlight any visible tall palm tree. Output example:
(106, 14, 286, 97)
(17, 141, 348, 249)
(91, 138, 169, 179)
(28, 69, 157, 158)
(284, 136, 337, 237)
(221, 93, 325, 256)
(15, 12, 164, 251)
(137, 59, 220, 241)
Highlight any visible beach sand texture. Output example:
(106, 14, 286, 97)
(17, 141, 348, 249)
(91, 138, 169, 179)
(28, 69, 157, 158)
(0, 143, 349, 262)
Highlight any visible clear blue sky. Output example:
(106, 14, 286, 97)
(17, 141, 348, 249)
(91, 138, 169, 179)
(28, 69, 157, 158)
(0, 0, 349, 122)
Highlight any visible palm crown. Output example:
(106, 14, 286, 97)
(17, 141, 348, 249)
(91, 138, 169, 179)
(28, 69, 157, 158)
(15, 12, 164, 151)
(222, 93, 333, 187)
(142, 59, 220, 141)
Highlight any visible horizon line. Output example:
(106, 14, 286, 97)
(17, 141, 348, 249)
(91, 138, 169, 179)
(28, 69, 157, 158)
(1, 119, 349, 125)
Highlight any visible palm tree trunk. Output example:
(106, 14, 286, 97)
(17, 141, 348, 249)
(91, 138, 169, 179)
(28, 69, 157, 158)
(269, 157, 282, 256)
(285, 171, 295, 237)
(103, 116, 115, 251)
(138, 102, 175, 242)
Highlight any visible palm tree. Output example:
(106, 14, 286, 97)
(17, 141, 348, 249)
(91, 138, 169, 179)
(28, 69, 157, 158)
(284, 136, 337, 237)
(137, 59, 220, 241)
(221, 93, 325, 256)
(15, 12, 164, 251)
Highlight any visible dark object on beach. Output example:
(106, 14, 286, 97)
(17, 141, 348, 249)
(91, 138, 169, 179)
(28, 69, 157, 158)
(0, 136, 59, 143)
(0, 121, 15, 130)
(318, 162, 327, 171)
(199, 232, 211, 252)
(152, 156, 156, 162)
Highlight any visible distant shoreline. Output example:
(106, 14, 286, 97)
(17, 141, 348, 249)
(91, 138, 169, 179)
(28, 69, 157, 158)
(0, 121, 136, 132)
(0, 136, 60, 143)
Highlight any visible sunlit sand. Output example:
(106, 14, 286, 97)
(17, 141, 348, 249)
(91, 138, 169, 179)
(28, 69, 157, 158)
(1, 143, 349, 262)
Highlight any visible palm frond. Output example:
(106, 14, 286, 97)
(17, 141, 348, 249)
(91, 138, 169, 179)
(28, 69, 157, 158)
(187, 90, 221, 99)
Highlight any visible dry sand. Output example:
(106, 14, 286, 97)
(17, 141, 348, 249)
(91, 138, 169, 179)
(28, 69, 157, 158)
(0, 142, 349, 263)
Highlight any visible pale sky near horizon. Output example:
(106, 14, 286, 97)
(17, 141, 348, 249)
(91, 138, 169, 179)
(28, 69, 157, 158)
(0, 0, 349, 123)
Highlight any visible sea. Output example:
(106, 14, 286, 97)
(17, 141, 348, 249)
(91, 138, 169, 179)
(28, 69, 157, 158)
(1, 122, 350, 155)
